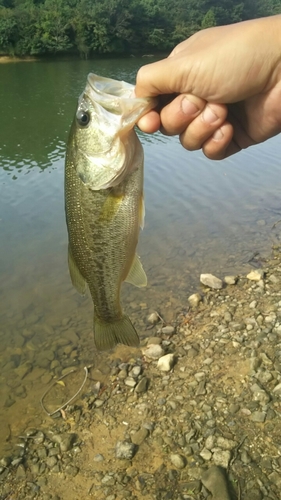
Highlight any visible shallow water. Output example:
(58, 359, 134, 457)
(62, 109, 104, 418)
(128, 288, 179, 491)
(1, 57, 281, 454)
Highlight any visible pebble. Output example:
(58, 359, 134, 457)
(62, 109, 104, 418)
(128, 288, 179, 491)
(200, 447, 212, 461)
(101, 474, 115, 485)
(124, 377, 137, 388)
(131, 428, 149, 446)
(272, 382, 281, 395)
(241, 450, 252, 464)
(157, 353, 175, 372)
(251, 411, 267, 423)
(46, 456, 57, 468)
(142, 344, 164, 359)
(161, 326, 175, 335)
(15, 464, 26, 480)
(129, 366, 142, 378)
(205, 435, 215, 450)
(50, 433, 75, 452)
(247, 269, 265, 281)
(188, 293, 202, 307)
(135, 377, 148, 393)
(269, 471, 281, 488)
(212, 449, 232, 468)
(15, 362, 33, 380)
(200, 273, 223, 289)
(216, 437, 237, 450)
(147, 312, 159, 325)
(224, 275, 237, 285)
(115, 441, 136, 460)
(169, 454, 186, 469)
(250, 383, 270, 404)
(93, 454, 104, 462)
(65, 465, 79, 476)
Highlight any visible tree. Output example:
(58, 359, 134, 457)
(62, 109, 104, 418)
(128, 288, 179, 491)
(0, 7, 17, 54)
(201, 8, 216, 28)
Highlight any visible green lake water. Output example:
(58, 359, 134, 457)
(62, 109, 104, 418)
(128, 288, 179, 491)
(1, 57, 281, 453)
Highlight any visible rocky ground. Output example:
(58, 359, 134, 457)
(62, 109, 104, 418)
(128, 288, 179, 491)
(2, 245, 281, 500)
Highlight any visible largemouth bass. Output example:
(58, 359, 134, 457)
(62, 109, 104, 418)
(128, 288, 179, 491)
(65, 73, 155, 351)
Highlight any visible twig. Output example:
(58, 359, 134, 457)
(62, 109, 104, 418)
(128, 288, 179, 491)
(40, 366, 88, 416)
(229, 435, 247, 468)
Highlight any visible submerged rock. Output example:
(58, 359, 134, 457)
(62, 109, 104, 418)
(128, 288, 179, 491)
(188, 293, 202, 307)
(224, 275, 237, 285)
(147, 312, 159, 325)
(200, 273, 223, 289)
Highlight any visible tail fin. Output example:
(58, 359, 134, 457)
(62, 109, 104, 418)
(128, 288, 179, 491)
(94, 314, 139, 351)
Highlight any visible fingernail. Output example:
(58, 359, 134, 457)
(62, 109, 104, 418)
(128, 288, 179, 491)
(212, 128, 224, 140)
(203, 106, 218, 124)
(181, 97, 199, 115)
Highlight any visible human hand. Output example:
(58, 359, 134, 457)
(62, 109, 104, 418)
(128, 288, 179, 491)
(135, 15, 281, 160)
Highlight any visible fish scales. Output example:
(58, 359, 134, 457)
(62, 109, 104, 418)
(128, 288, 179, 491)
(65, 73, 155, 351)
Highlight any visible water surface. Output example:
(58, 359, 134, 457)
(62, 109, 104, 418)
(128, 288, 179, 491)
(1, 57, 281, 453)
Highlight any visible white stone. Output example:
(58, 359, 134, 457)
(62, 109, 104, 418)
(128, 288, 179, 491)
(142, 344, 164, 359)
(124, 377, 137, 388)
(216, 437, 237, 450)
(170, 454, 186, 469)
(212, 448, 231, 468)
(157, 353, 175, 372)
(224, 275, 237, 285)
(272, 382, 281, 395)
(200, 448, 212, 461)
(147, 312, 159, 324)
(200, 274, 223, 289)
(188, 293, 202, 307)
(205, 435, 215, 450)
(247, 269, 265, 281)
(162, 326, 175, 335)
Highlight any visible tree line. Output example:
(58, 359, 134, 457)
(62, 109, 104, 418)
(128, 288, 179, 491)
(0, 0, 281, 57)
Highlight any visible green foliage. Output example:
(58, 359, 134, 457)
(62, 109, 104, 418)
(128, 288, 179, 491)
(201, 8, 216, 28)
(0, 7, 17, 54)
(0, 0, 281, 57)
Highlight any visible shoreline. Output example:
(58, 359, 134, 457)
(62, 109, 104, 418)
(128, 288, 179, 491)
(0, 56, 38, 64)
(1, 245, 281, 498)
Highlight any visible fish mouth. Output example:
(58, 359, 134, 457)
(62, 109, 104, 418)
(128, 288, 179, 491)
(86, 73, 157, 126)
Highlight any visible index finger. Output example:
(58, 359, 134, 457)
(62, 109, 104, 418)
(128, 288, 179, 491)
(135, 57, 187, 98)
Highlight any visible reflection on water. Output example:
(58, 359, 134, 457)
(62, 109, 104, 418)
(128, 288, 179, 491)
(1, 57, 281, 455)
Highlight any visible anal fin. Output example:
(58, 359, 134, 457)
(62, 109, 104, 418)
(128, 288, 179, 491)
(125, 253, 147, 288)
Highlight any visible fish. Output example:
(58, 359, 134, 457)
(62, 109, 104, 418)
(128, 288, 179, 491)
(65, 73, 155, 351)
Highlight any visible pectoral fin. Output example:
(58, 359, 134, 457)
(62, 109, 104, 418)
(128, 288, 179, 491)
(68, 246, 87, 295)
(125, 253, 147, 288)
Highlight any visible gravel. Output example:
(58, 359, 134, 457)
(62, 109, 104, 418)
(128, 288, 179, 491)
(3, 247, 281, 499)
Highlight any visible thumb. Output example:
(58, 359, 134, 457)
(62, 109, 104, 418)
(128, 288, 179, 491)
(135, 57, 191, 98)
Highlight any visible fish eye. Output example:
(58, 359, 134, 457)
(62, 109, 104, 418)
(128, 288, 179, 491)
(76, 110, 91, 127)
